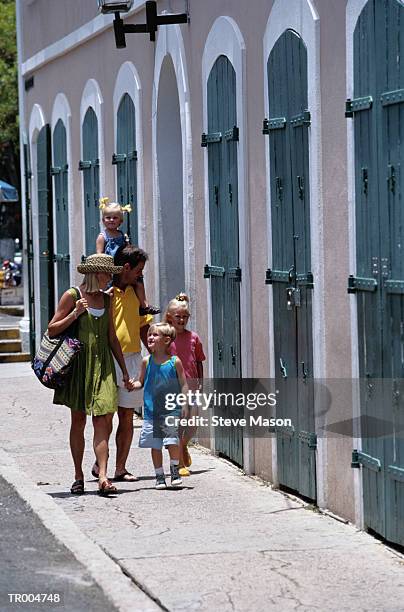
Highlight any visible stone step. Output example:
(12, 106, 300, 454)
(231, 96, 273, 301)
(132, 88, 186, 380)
(0, 339, 22, 353)
(0, 328, 19, 340)
(0, 305, 24, 316)
(0, 352, 31, 363)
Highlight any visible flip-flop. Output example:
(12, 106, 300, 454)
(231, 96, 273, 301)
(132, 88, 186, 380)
(91, 462, 99, 479)
(113, 470, 138, 482)
(70, 479, 85, 494)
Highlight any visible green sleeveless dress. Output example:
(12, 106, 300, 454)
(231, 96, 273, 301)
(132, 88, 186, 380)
(53, 289, 118, 416)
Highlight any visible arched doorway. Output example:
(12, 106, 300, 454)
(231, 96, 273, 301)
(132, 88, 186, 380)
(156, 55, 185, 310)
(348, 0, 404, 546)
(52, 119, 69, 297)
(115, 93, 138, 242)
(80, 107, 99, 255)
(265, 30, 316, 501)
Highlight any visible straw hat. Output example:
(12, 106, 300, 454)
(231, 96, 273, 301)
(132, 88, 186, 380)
(77, 254, 123, 275)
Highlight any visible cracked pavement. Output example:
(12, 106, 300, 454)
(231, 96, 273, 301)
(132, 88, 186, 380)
(1, 363, 404, 611)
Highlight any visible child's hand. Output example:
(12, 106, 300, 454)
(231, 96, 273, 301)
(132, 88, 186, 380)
(181, 405, 189, 419)
(123, 374, 133, 391)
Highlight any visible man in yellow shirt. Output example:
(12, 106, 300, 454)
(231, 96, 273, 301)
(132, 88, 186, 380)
(92, 245, 153, 482)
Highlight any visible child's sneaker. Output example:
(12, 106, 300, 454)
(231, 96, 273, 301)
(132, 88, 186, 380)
(179, 466, 190, 477)
(139, 305, 161, 315)
(170, 464, 183, 487)
(155, 473, 167, 489)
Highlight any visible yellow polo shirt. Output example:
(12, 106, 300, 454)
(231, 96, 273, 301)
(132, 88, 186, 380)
(112, 285, 153, 353)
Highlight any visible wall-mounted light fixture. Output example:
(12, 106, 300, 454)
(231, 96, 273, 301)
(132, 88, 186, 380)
(97, 0, 189, 47)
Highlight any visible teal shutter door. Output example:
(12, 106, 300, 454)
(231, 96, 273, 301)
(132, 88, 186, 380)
(37, 124, 54, 335)
(205, 55, 243, 466)
(52, 119, 70, 296)
(266, 30, 316, 500)
(80, 108, 99, 255)
(24, 143, 35, 357)
(115, 94, 138, 242)
(350, 0, 404, 546)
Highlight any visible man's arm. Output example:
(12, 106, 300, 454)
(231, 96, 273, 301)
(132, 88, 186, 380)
(140, 324, 150, 352)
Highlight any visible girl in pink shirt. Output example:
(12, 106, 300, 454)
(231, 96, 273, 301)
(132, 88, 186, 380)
(164, 293, 206, 476)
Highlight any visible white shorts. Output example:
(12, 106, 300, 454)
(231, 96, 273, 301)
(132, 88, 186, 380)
(114, 352, 143, 409)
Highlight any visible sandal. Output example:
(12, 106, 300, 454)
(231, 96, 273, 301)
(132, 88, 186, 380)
(91, 462, 99, 479)
(98, 479, 117, 496)
(113, 470, 138, 482)
(70, 479, 85, 495)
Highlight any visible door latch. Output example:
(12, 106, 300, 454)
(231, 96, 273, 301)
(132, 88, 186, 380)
(217, 342, 222, 361)
(230, 345, 236, 365)
(286, 287, 301, 309)
(280, 357, 288, 378)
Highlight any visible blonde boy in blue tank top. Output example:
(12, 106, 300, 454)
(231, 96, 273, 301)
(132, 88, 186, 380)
(133, 322, 189, 488)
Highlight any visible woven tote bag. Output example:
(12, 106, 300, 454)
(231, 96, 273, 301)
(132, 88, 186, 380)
(32, 288, 83, 389)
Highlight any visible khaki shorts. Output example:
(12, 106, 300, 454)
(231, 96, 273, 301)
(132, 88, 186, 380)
(114, 352, 143, 409)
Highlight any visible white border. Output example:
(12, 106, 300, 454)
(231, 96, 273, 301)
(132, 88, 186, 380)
(21, 1, 146, 76)
(113, 62, 145, 248)
(201, 16, 251, 471)
(80, 79, 105, 253)
(263, 1, 324, 501)
(51, 93, 73, 302)
(152, 24, 194, 308)
(346, 0, 371, 530)
(28, 103, 46, 347)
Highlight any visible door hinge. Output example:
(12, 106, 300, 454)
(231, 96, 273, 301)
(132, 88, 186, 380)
(204, 264, 225, 278)
(201, 132, 222, 147)
(50, 166, 61, 175)
(262, 117, 286, 134)
(351, 449, 381, 471)
(290, 110, 311, 128)
(381, 88, 404, 107)
(78, 160, 92, 170)
(298, 430, 317, 450)
(347, 275, 377, 293)
(228, 267, 242, 281)
(345, 96, 373, 117)
(112, 153, 127, 164)
(265, 268, 289, 284)
(224, 126, 239, 142)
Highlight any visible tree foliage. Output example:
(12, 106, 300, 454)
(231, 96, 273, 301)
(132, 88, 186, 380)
(0, 0, 18, 151)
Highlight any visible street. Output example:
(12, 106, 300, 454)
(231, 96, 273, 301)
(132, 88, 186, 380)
(0, 363, 404, 611)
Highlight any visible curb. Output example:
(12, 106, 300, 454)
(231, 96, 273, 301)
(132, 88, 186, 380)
(0, 448, 161, 612)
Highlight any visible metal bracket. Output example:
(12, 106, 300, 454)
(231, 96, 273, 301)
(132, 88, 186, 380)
(347, 275, 377, 293)
(381, 88, 404, 107)
(290, 110, 311, 128)
(201, 132, 222, 147)
(224, 126, 239, 142)
(204, 264, 225, 278)
(263, 116, 287, 131)
(345, 96, 373, 117)
(351, 449, 381, 472)
(228, 267, 242, 281)
(298, 430, 317, 450)
(112, 153, 126, 164)
(265, 269, 289, 284)
(78, 160, 92, 170)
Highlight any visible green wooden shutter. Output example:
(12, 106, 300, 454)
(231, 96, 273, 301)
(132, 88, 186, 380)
(81, 108, 99, 255)
(52, 119, 70, 296)
(23, 143, 35, 357)
(266, 30, 315, 500)
(115, 94, 138, 242)
(37, 124, 54, 334)
(206, 55, 243, 467)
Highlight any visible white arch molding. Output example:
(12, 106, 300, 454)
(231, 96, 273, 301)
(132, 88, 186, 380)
(152, 24, 194, 314)
(79, 79, 105, 253)
(28, 103, 46, 347)
(263, 1, 324, 500)
(202, 16, 252, 469)
(112, 62, 145, 247)
(51, 93, 74, 301)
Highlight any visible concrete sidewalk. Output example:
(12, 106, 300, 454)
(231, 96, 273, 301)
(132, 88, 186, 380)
(0, 364, 403, 611)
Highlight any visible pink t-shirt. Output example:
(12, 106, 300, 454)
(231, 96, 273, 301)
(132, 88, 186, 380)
(169, 330, 206, 390)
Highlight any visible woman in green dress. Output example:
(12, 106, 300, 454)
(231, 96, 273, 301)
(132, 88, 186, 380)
(48, 254, 132, 495)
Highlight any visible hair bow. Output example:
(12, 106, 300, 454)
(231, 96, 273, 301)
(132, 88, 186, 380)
(175, 293, 187, 301)
(121, 204, 132, 214)
(99, 197, 110, 209)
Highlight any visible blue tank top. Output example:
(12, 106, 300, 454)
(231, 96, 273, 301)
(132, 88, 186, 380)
(102, 229, 127, 257)
(143, 355, 181, 421)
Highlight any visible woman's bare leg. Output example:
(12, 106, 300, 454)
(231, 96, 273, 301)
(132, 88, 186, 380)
(70, 410, 86, 481)
(92, 413, 113, 481)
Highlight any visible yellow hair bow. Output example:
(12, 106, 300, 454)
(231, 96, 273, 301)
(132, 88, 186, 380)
(175, 292, 188, 302)
(99, 197, 110, 209)
(121, 204, 132, 213)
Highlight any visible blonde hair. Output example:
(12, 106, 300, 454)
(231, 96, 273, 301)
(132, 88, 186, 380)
(149, 322, 176, 344)
(82, 273, 100, 294)
(101, 202, 124, 222)
(164, 292, 191, 322)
